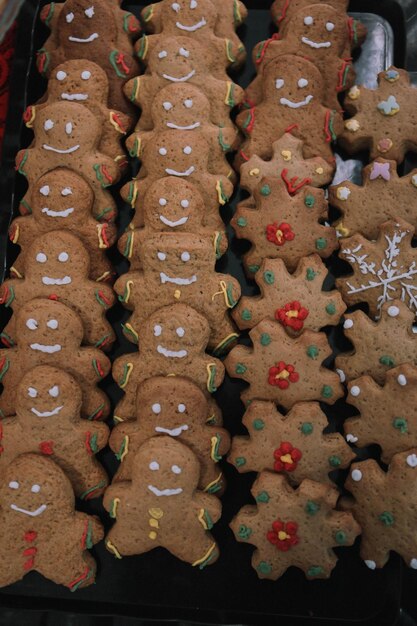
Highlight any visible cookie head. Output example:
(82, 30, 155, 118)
(144, 130, 209, 177)
(49, 60, 108, 104)
(16, 298, 83, 353)
(33, 169, 94, 225)
(264, 55, 324, 108)
(16, 365, 81, 423)
(58, 0, 116, 49)
(37, 101, 100, 157)
(144, 177, 204, 231)
(162, 0, 217, 33)
(133, 436, 199, 496)
(143, 233, 212, 282)
(292, 5, 347, 55)
(148, 37, 203, 82)
(153, 83, 210, 130)
(25, 230, 90, 286)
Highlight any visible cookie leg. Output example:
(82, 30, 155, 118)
(40, 551, 97, 591)
(169, 531, 219, 569)
(105, 526, 156, 558)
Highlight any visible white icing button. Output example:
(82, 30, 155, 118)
(171, 465, 182, 474)
(163, 102, 173, 111)
(406, 454, 417, 468)
(410, 559, 417, 569)
(47, 319, 58, 329)
(350, 385, 361, 397)
(36, 252, 47, 263)
(153, 325, 162, 336)
(159, 147, 167, 156)
(58, 252, 69, 262)
(149, 461, 160, 470)
(183, 146, 192, 155)
(31, 484, 41, 493)
(181, 251, 190, 262)
(40, 185, 50, 196)
(343, 319, 354, 329)
(387, 305, 400, 317)
(81, 71, 91, 80)
(351, 469, 362, 482)
(336, 368, 346, 383)
(28, 387, 37, 398)
(275, 78, 284, 90)
(181, 199, 189, 208)
(49, 385, 59, 398)
(397, 374, 407, 386)
(9, 481, 19, 490)
(365, 560, 376, 570)
(176, 327, 185, 337)
(152, 403, 161, 414)
(304, 16, 313, 25)
(346, 434, 358, 443)
(178, 403, 186, 413)
(298, 78, 308, 88)
(56, 71, 67, 81)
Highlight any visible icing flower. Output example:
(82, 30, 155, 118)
(267, 519, 299, 551)
(266, 222, 295, 246)
(273, 441, 302, 472)
(275, 301, 309, 331)
(268, 361, 300, 389)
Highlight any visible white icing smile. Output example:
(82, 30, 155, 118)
(301, 36, 331, 48)
(42, 276, 72, 286)
(280, 95, 313, 108)
(157, 345, 188, 358)
(42, 144, 80, 154)
(165, 166, 195, 177)
(31, 406, 63, 417)
(42, 207, 74, 218)
(68, 33, 99, 43)
(162, 70, 196, 83)
(155, 424, 189, 436)
(30, 343, 62, 353)
(61, 93, 88, 101)
(176, 18, 206, 31)
(148, 485, 183, 496)
(10, 504, 47, 517)
(166, 121, 200, 130)
(159, 215, 189, 227)
(160, 272, 197, 285)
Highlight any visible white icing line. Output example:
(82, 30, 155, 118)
(68, 33, 99, 43)
(176, 18, 206, 31)
(159, 215, 189, 227)
(165, 166, 195, 177)
(301, 36, 331, 48)
(61, 93, 88, 101)
(148, 485, 183, 496)
(166, 122, 200, 130)
(280, 95, 313, 109)
(157, 345, 187, 358)
(42, 276, 72, 286)
(10, 504, 47, 517)
(31, 406, 63, 417)
(160, 272, 197, 285)
(42, 207, 74, 218)
(155, 425, 189, 436)
(162, 70, 196, 83)
(42, 144, 80, 155)
(30, 343, 62, 353)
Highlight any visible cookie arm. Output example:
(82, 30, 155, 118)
(140, 3, 162, 33)
(123, 75, 157, 115)
(103, 482, 130, 515)
(194, 492, 222, 526)
(125, 129, 155, 159)
(202, 356, 225, 393)
(82, 421, 110, 452)
(87, 153, 121, 190)
(74, 512, 104, 547)
(78, 349, 111, 383)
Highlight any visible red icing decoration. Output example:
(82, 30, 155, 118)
(24, 531, 37, 543)
(273, 441, 302, 472)
(268, 361, 299, 389)
(281, 168, 312, 195)
(39, 441, 54, 456)
(0, 284, 9, 305)
(275, 301, 309, 331)
(267, 519, 299, 551)
(266, 222, 295, 246)
(48, 294, 59, 301)
(115, 52, 130, 75)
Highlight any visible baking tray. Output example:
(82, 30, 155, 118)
(0, 1, 414, 624)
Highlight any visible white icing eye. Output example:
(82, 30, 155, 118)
(81, 70, 91, 80)
(183, 146, 192, 155)
(178, 403, 186, 413)
(61, 187, 72, 196)
(65, 122, 73, 135)
(26, 318, 38, 330)
(49, 385, 59, 398)
(326, 22, 335, 31)
(44, 119, 54, 131)
(158, 50, 168, 59)
(157, 252, 166, 261)
(154, 324, 162, 337)
(47, 319, 58, 330)
(31, 484, 41, 493)
(298, 78, 309, 88)
(176, 327, 185, 337)
(181, 251, 190, 262)
(181, 199, 189, 208)
(85, 6, 94, 18)
(28, 387, 38, 398)
(190, 0, 198, 8)
(171, 2, 180, 12)
(152, 403, 161, 414)
(9, 481, 19, 490)
(163, 101, 173, 111)
(179, 48, 190, 58)
(56, 70, 67, 81)
(149, 461, 160, 470)
(40, 185, 50, 197)
(172, 464, 182, 474)
(159, 147, 167, 156)
(66, 12, 74, 23)
(275, 79, 284, 90)
(36, 252, 47, 263)
(159, 198, 167, 206)
(58, 252, 69, 262)
(184, 99, 193, 108)
(304, 16, 313, 25)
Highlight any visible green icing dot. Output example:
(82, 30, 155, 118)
(253, 418, 265, 431)
(307, 345, 319, 359)
(305, 500, 320, 516)
(237, 217, 247, 227)
(326, 302, 336, 315)
(257, 561, 272, 574)
(263, 270, 275, 284)
(315, 238, 327, 250)
(321, 385, 333, 399)
(256, 491, 270, 503)
(261, 184, 271, 196)
(335, 530, 347, 545)
(241, 309, 252, 321)
(238, 524, 252, 540)
(248, 265, 260, 274)
(235, 363, 247, 375)
(305, 194, 315, 208)
(393, 417, 408, 433)
(301, 422, 313, 435)
(235, 457, 246, 467)
(306, 268, 318, 281)
(307, 566, 324, 577)
(379, 355, 395, 367)
(260, 333, 271, 346)
(378, 511, 395, 526)
(329, 455, 341, 468)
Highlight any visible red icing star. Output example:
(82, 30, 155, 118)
(268, 362, 300, 389)
(273, 442, 302, 472)
(275, 301, 309, 331)
(267, 519, 299, 551)
(266, 222, 295, 246)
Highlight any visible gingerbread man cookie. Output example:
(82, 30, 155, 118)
(104, 437, 221, 567)
(0, 366, 109, 500)
(340, 67, 417, 164)
(231, 177, 338, 274)
(110, 376, 230, 494)
(115, 232, 240, 352)
(336, 300, 417, 385)
(225, 319, 343, 409)
(337, 218, 417, 319)
(112, 304, 224, 424)
(9, 169, 116, 282)
(118, 177, 228, 270)
(330, 159, 417, 239)
(1, 231, 115, 349)
(0, 454, 103, 590)
(230, 400, 354, 485)
(0, 299, 110, 420)
(236, 54, 343, 165)
(233, 256, 346, 335)
(231, 471, 360, 580)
